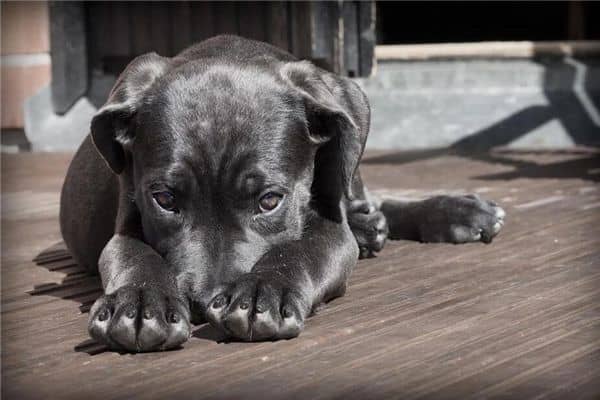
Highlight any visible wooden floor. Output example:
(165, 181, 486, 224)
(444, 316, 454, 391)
(2, 149, 600, 399)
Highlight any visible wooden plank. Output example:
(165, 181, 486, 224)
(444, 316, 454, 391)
(358, 0, 376, 77)
(190, 1, 215, 43)
(237, 1, 267, 42)
(1, 149, 599, 399)
(110, 2, 132, 57)
(48, 1, 87, 114)
(310, 1, 342, 73)
(288, 1, 312, 60)
(86, 2, 113, 72)
(267, 2, 290, 52)
(213, 2, 238, 35)
(343, 1, 360, 77)
(129, 1, 154, 56)
(170, 1, 192, 54)
(150, 2, 171, 56)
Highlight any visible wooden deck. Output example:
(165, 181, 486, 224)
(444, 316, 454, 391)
(2, 149, 600, 399)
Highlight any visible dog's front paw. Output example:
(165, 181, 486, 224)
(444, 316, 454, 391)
(348, 200, 389, 258)
(420, 194, 506, 244)
(206, 273, 308, 341)
(88, 286, 191, 352)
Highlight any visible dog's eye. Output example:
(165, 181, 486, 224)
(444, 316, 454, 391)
(153, 191, 177, 212)
(259, 192, 283, 213)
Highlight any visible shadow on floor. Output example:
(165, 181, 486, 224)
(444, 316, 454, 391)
(31, 242, 228, 354)
(30, 242, 101, 314)
(29, 242, 109, 354)
(362, 148, 600, 183)
(468, 151, 600, 182)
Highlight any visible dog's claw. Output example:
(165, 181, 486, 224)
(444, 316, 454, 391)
(348, 200, 388, 259)
(88, 286, 190, 352)
(206, 273, 306, 341)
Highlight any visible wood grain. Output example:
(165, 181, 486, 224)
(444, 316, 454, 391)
(1, 149, 599, 399)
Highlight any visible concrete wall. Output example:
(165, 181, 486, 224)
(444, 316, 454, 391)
(358, 58, 600, 150)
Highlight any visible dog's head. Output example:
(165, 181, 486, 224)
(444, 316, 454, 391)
(90, 52, 368, 296)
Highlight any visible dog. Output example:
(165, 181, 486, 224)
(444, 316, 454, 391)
(60, 35, 505, 352)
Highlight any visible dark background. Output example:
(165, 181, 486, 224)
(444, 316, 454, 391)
(377, 1, 600, 44)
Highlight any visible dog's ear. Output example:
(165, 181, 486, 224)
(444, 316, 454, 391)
(91, 53, 172, 174)
(281, 61, 369, 202)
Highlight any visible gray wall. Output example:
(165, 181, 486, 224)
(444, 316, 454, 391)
(359, 57, 600, 150)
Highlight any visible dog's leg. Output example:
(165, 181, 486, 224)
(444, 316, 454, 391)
(87, 234, 191, 352)
(347, 195, 389, 259)
(346, 171, 389, 258)
(380, 194, 506, 244)
(205, 213, 357, 341)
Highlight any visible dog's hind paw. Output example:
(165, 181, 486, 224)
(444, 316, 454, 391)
(418, 194, 506, 244)
(88, 286, 191, 352)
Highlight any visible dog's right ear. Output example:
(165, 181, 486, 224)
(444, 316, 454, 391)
(91, 53, 172, 174)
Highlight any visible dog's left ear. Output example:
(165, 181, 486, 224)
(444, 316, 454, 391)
(281, 61, 369, 202)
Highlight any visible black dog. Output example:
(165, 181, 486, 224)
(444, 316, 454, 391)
(60, 35, 505, 352)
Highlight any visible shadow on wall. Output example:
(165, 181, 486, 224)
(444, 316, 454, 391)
(453, 57, 600, 151)
(364, 56, 600, 180)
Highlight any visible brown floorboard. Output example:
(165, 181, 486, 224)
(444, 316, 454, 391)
(2, 148, 599, 399)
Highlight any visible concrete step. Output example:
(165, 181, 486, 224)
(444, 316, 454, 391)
(358, 58, 600, 150)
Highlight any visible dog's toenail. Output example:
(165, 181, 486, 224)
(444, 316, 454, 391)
(493, 222, 502, 233)
(169, 312, 180, 323)
(495, 207, 506, 219)
(143, 310, 153, 320)
(240, 301, 250, 310)
(98, 309, 109, 321)
(126, 309, 137, 319)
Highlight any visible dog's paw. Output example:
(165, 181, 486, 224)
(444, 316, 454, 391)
(206, 273, 308, 341)
(419, 194, 506, 244)
(88, 286, 190, 352)
(348, 200, 389, 258)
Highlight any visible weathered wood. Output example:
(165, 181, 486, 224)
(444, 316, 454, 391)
(170, 1, 192, 54)
(213, 2, 237, 35)
(267, 2, 290, 52)
(343, 1, 360, 77)
(79, 1, 374, 86)
(109, 2, 131, 58)
(190, 1, 215, 43)
(358, 0, 376, 77)
(129, 1, 154, 55)
(3, 149, 599, 398)
(149, 2, 171, 56)
(289, 1, 312, 60)
(311, 2, 343, 74)
(237, 1, 267, 43)
(49, 1, 87, 114)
